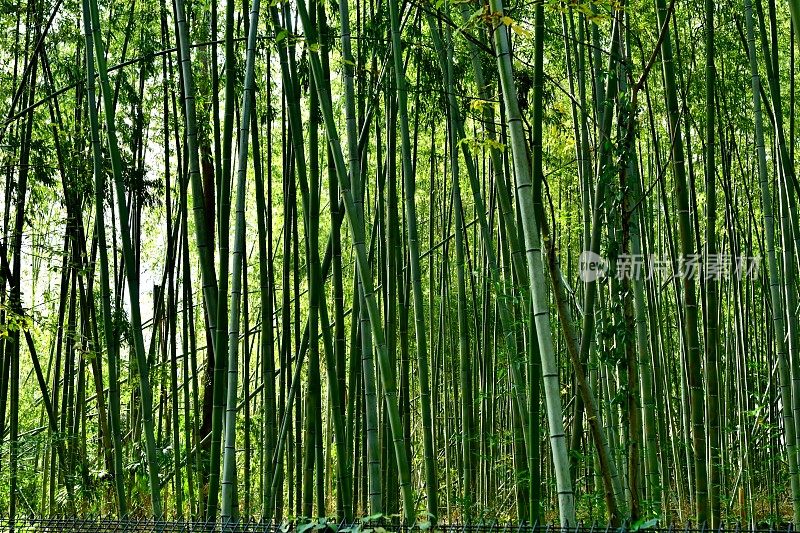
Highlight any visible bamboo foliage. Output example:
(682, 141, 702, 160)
(744, 0, 800, 520)
(2, 0, 800, 525)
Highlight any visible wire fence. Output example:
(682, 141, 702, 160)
(0, 520, 794, 533)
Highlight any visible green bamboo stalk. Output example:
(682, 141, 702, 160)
(83, 2, 126, 514)
(84, 0, 163, 515)
(486, 1, 575, 524)
(220, 0, 262, 521)
(703, 0, 721, 523)
(386, 0, 438, 520)
(207, 0, 238, 514)
(652, 0, 708, 520)
(294, 0, 415, 520)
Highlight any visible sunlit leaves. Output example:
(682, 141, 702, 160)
(458, 135, 506, 153)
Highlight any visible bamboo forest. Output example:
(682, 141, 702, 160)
(5, 0, 800, 526)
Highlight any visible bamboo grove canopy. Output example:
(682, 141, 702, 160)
(1, 0, 800, 526)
